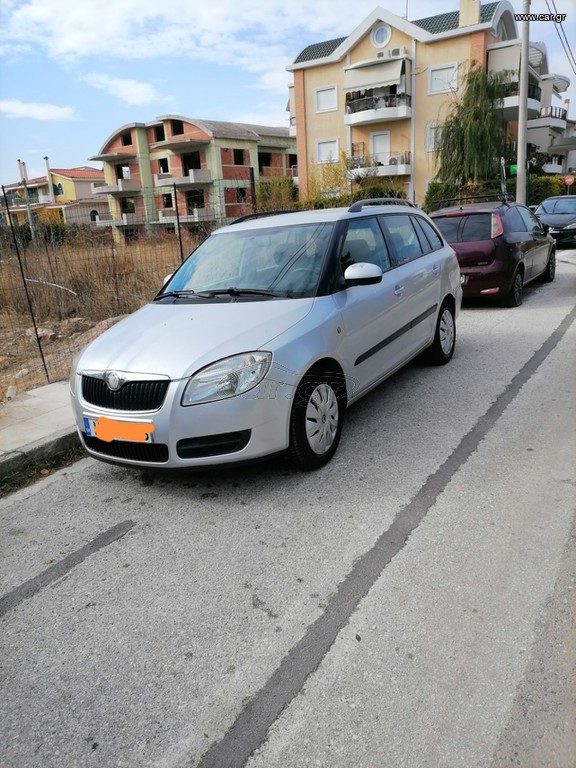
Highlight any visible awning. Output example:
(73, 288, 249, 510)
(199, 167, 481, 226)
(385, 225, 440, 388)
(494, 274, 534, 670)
(343, 59, 403, 92)
(487, 44, 520, 76)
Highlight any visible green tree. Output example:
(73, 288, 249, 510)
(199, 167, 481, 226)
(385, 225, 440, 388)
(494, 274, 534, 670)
(434, 65, 513, 186)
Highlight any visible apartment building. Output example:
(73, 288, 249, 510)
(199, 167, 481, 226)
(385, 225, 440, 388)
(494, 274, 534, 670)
(286, 0, 574, 205)
(2, 163, 108, 227)
(88, 116, 297, 238)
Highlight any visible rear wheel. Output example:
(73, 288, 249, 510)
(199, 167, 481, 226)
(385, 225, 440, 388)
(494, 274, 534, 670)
(539, 248, 556, 283)
(288, 372, 345, 470)
(425, 301, 455, 365)
(503, 270, 523, 307)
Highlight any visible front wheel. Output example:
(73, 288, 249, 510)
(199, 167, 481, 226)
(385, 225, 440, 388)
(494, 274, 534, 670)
(288, 373, 345, 470)
(425, 302, 455, 365)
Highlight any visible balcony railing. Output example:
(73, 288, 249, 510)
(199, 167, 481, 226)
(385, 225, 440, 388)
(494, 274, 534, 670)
(91, 179, 140, 195)
(153, 169, 212, 187)
(348, 151, 412, 169)
(498, 82, 541, 101)
(347, 152, 412, 180)
(156, 207, 215, 223)
(94, 212, 139, 227)
(539, 106, 567, 120)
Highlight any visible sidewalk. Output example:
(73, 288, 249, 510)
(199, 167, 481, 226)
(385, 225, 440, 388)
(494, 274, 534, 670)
(0, 381, 80, 480)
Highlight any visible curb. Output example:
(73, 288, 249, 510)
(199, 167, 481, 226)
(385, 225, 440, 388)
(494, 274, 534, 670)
(0, 428, 82, 482)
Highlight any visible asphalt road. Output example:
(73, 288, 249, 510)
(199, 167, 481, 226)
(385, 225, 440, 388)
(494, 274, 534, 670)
(1, 252, 575, 768)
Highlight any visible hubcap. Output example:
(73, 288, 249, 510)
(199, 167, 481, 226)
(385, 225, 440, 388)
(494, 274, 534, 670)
(305, 383, 339, 455)
(439, 309, 455, 356)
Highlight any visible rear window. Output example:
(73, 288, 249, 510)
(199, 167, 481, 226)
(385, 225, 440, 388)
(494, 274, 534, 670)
(433, 213, 492, 243)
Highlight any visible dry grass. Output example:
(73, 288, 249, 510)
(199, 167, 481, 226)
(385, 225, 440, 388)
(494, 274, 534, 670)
(0, 231, 203, 400)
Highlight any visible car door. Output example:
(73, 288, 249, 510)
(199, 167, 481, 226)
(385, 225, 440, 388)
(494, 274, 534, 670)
(379, 212, 442, 351)
(332, 217, 414, 397)
(516, 205, 550, 280)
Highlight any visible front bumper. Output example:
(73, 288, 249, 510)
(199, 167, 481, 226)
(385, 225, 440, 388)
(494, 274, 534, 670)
(72, 374, 295, 469)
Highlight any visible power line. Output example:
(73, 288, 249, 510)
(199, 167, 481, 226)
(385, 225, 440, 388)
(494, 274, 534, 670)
(544, 0, 576, 75)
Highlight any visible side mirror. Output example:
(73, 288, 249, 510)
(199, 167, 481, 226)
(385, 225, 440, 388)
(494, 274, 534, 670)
(344, 262, 383, 286)
(162, 273, 173, 287)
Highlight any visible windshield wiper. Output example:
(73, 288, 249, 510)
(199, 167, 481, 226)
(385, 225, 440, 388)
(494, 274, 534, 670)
(195, 287, 283, 297)
(154, 289, 197, 300)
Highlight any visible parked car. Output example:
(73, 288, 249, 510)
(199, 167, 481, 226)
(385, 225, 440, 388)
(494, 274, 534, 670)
(70, 199, 462, 471)
(429, 196, 556, 307)
(533, 195, 576, 248)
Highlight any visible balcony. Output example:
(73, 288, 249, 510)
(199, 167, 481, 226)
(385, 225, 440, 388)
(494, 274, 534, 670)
(94, 212, 139, 227)
(91, 179, 140, 195)
(347, 151, 412, 179)
(155, 207, 215, 224)
(497, 82, 541, 121)
(345, 93, 412, 126)
(547, 135, 576, 155)
(153, 169, 212, 188)
(527, 105, 568, 134)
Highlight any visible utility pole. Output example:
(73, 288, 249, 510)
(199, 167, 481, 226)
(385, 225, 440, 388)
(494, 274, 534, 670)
(17, 159, 37, 245)
(516, 0, 530, 204)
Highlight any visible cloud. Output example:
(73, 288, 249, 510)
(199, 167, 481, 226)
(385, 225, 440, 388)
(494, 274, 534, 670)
(80, 74, 169, 106)
(0, 99, 75, 120)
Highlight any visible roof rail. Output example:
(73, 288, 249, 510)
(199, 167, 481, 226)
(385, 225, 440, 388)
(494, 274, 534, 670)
(348, 198, 415, 213)
(431, 192, 515, 211)
(231, 210, 295, 224)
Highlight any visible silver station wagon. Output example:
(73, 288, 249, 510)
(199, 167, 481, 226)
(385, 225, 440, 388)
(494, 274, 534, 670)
(70, 199, 462, 470)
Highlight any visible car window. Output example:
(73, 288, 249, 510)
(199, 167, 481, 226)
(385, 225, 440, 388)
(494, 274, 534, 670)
(433, 213, 492, 242)
(554, 198, 576, 214)
(517, 206, 541, 233)
(339, 217, 391, 272)
(503, 206, 526, 233)
(413, 216, 444, 252)
(380, 214, 425, 265)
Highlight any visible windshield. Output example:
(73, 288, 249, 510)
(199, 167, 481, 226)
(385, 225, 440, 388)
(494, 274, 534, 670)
(536, 198, 576, 215)
(163, 222, 335, 298)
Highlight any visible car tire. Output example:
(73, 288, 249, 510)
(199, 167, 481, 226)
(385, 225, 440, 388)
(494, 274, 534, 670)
(288, 372, 345, 470)
(503, 270, 523, 308)
(539, 248, 556, 283)
(425, 301, 456, 365)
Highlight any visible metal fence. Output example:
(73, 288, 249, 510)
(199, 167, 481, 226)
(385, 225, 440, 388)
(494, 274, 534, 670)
(0, 176, 297, 400)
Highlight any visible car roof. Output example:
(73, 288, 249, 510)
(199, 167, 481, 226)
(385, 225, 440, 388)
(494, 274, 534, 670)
(213, 199, 420, 233)
(430, 201, 508, 216)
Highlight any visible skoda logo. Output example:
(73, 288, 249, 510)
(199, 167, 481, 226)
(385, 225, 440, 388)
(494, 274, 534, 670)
(105, 371, 122, 391)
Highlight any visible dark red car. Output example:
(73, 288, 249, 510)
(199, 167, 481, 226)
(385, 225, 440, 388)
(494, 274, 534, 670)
(430, 197, 556, 307)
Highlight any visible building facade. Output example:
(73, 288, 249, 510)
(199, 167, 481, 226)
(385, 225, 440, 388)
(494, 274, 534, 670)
(2, 164, 108, 227)
(286, 0, 574, 205)
(88, 116, 297, 239)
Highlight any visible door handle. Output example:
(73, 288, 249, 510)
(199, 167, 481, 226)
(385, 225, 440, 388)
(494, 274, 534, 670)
(394, 284, 405, 296)
(432, 263, 440, 274)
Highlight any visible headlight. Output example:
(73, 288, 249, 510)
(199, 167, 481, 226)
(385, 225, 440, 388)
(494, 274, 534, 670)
(562, 222, 576, 230)
(182, 352, 272, 406)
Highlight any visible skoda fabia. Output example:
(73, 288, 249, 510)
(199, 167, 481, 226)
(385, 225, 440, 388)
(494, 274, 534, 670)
(70, 200, 462, 470)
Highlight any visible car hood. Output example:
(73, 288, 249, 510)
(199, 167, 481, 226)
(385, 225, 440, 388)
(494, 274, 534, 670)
(76, 299, 313, 379)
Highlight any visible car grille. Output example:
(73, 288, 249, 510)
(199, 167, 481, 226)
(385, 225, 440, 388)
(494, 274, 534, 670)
(82, 376, 169, 411)
(83, 434, 169, 463)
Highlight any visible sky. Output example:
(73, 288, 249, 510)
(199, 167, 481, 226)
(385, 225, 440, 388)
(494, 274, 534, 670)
(0, 0, 575, 186)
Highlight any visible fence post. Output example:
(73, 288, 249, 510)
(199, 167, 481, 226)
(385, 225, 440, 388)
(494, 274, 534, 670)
(1, 185, 50, 384)
(174, 183, 185, 264)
